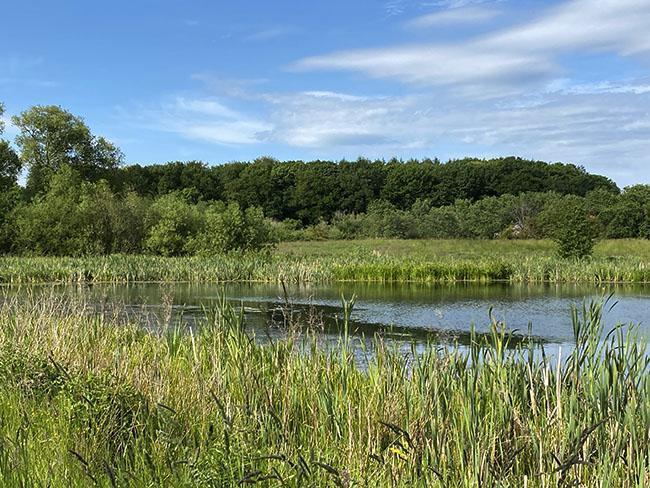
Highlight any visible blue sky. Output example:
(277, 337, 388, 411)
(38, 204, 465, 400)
(2, 0, 650, 186)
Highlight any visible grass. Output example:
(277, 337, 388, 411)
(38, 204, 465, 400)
(1, 239, 650, 284)
(279, 238, 650, 260)
(0, 295, 647, 486)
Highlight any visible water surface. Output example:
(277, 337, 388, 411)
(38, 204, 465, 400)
(4, 282, 649, 356)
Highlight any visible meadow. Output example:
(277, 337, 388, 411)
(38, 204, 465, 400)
(0, 294, 647, 486)
(1, 239, 650, 285)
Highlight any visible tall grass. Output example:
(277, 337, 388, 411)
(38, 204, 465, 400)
(1, 251, 650, 284)
(0, 295, 647, 486)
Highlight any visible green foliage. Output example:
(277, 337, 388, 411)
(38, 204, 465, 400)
(0, 106, 22, 253)
(192, 202, 275, 255)
(607, 185, 650, 238)
(362, 200, 418, 238)
(12, 105, 123, 197)
(113, 156, 619, 224)
(539, 195, 598, 258)
(0, 186, 20, 254)
(0, 140, 21, 192)
(13, 166, 87, 255)
(328, 192, 560, 241)
(6, 239, 650, 284)
(0, 296, 647, 485)
(144, 192, 203, 257)
(11, 167, 149, 256)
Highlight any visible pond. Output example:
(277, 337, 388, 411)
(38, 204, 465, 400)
(3, 282, 649, 357)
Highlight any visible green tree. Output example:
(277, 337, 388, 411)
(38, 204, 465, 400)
(538, 196, 598, 258)
(13, 166, 86, 255)
(12, 105, 123, 197)
(604, 185, 650, 238)
(0, 103, 22, 253)
(11, 166, 146, 256)
(193, 202, 274, 254)
(144, 192, 203, 256)
(0, 140, 21, 192)
(0, 103, 22, 191)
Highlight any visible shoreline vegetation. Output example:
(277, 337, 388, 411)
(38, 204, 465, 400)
(1, 239, 650, 285)
(0, 295, 647, 486)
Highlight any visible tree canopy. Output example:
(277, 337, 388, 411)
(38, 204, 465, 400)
(12, 105, 123, 197)
(118, 156, 619, 224)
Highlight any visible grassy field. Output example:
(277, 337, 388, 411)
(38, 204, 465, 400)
(279, 238, 650, 260)
(1, 239, 650, 284)
(0, 295, 647, 486)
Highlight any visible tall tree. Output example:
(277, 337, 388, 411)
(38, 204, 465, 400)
(12, 105, 123, 197)
(0, 102, 22, 253)
(0, 103, 21, 191)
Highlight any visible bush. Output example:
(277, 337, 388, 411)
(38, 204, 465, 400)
(269, 219, 306, 242)
(144, 192, 203, 256)
(330, 212, 365, 239)
(362, 200, 418, 238)
(538, 196, 598, 258)
(0, 186, 20, 254)
(12, 166, 89, 255)
(192, 202, 275, 254)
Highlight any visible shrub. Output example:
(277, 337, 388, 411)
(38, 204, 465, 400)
(144, 192, 203, 256)
(362, 200, 418, 238)
(192, 202, 275, 254)
(538, 195, 598, 258)
(330, 212, 365, 240)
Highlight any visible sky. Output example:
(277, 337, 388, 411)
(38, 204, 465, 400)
(2, 0, 650, 186)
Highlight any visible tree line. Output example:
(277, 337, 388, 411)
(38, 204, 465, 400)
(0, 103, 647, 257)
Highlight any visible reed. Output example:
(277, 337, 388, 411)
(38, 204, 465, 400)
(0, 294, 647, 486)
(1, 248, 649, 284)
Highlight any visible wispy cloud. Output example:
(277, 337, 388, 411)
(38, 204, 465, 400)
(261, 87, 650, 183)
(244, 27, 292, 42)
(121, 73, 650, 184)
(421, 0, 504, 8)
(264, 90, 408, 147)
(383, 1, 409, 17)
(124, 96, 270, 146)
(0, 56, 58, 88)
(294, 0, 650, 92)
(546, 79, 650, 96)
(117, 0, 650, 185)
(407, 6, 498, 27)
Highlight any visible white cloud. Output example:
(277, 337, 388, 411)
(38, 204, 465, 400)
(407, 6, 498, 27)
(244, 27, 292, 42)
(173, 97, 242, 118)
(265, 91, 415, 148)
(546, 80, 650, 96)
(384, 1, 408, 17)
(293, 0, 650, 91)
(125, 96, 270, 146)
(123, 80, 650, 184)
(253, 84, 650, 184)
(422, 0, 503, 7)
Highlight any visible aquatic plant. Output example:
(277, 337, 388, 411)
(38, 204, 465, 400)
(1, 248, 650, 284)
(0, 295, 647, 486)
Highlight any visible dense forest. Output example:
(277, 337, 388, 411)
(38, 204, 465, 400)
(1, 103, 649, 257)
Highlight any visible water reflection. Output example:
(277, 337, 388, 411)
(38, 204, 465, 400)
(2, 282, 649, 354)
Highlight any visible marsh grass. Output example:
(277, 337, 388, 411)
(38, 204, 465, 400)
(1, 241, 650, 285)
(0, 294, 647, 486)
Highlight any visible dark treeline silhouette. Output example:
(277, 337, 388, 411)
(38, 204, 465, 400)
(115, 157, 618, 224)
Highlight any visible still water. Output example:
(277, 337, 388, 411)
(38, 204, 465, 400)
(3, 282, 650, 354)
